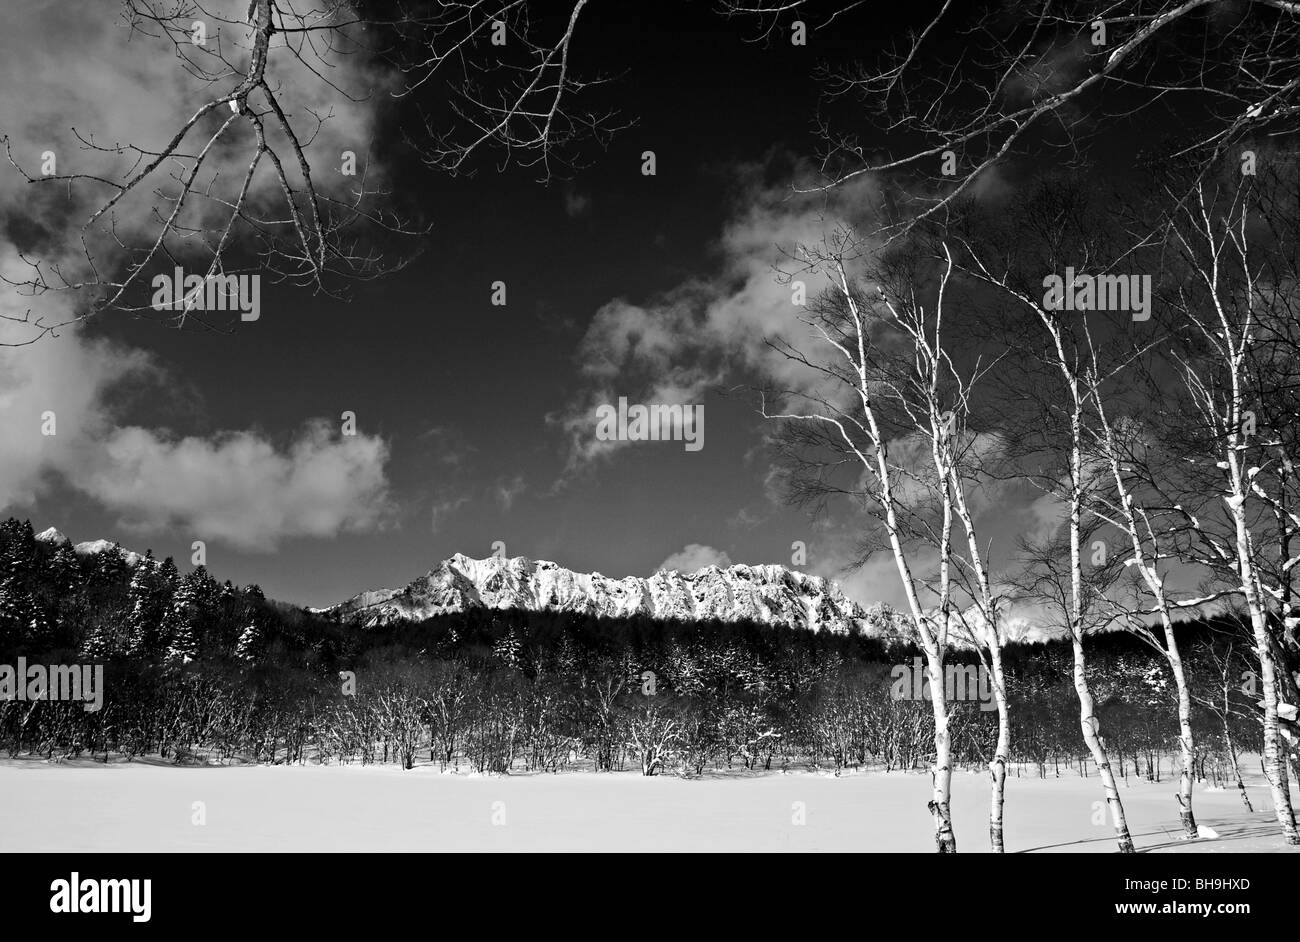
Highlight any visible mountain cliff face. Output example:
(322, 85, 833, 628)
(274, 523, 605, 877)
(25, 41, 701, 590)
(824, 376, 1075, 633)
(324, 553, 905, 635)
(35, 526, 1033, 643)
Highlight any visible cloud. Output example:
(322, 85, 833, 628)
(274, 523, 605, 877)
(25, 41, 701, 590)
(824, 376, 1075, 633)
(430, 491, 470, 533)
(551, 168, 882, 474)
(1024, 489, 1066, 543)
(657, 543, 733, 573)
(0, 1, 397, 549)
(73, 421, 392, 551)
(0, 326, 153, 508)
(0, 0, 388, 321)
(417, 425, 477, 470)
(1004, 35, 1093, 107)
(493, 474, 527, 511)
(551, 162, 1049, 622)
(806, 530, 934, 612)
(0, 321, 395, 547)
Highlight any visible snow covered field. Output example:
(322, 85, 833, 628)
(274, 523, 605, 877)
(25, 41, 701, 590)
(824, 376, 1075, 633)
(3, 760, 1298, 853)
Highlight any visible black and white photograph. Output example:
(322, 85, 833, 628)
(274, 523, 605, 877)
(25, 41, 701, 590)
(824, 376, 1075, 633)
(0, 0, 1297, 908)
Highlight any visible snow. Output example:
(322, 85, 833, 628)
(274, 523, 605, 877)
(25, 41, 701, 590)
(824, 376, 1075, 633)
(31, 527, 144, 565)
(329, 554, 872, 634)
(1, 760, 1296, 853)
(73, 540, 145, 567)
(75, 539, 118, 555)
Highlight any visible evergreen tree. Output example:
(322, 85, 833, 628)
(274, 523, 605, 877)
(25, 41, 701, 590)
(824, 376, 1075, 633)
(0, 578, 50, 650)
(233, 585, 268, 662)
(0, 577, 22, 652)
(80, 613, 118, 660)
(92, 543, 129, 585)
(158, 556, 180, 590)
(48, 541, 82, 595)
(163, 568, 213, 665)
(164, 608, 199, 666)
(235, 622, 262, 662)
(124, 558, 166, 658)
(0, 519, 37, 583)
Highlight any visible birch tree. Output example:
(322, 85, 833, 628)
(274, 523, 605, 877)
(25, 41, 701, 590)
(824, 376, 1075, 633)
(863, 242, 1015, 851)
(1190, 633, 1259, 813)
(1158, 178, 1300, 842)
(945, 466, 1014, 852)
(764, 230, 974, 851)
(1084, 353, 1206, 839)
(950, 197, 1139, 851)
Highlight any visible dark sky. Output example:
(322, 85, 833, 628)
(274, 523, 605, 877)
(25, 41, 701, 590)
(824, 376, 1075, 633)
(0, 0, 1159, 618)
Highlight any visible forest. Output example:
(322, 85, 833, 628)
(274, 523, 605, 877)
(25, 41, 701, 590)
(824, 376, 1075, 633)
(0, 517, 1264, 801)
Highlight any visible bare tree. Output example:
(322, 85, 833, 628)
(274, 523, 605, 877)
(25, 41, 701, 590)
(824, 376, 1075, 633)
(1190, 633, 1258, 813)
(763, 228, 969, 851)
(2, 0, 617, 344)
(948, 210, 1140, 851)
(1157, 177, 1300, 842)
(624, 700, 681, 777)
(1085, 352, 1206, 839)
(856, 240, 1016, 851)
(723, 0, 1300, 236)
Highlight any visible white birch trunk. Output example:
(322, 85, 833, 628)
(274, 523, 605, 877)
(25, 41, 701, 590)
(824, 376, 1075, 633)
(1167, 640, 1199, 838)
(1092, 383, 1199, 839)
(1223, 388, 1299, 842)
(1066, 403, 1135, 853)
(1234, 553, 1299, 843)
(949, 467, 1009, 851)
(987, 646, 1010, 853)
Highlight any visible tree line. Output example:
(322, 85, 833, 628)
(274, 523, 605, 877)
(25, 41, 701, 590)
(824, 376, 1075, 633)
(0, 517, 1265, 807)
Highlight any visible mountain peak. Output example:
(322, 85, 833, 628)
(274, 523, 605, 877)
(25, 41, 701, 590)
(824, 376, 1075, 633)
(328, 553, 894, 635)
(35, 527, 146, 566)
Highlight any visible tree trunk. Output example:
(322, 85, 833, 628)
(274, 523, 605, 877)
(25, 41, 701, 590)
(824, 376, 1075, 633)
(1065, 405, 1134, 853)
(988, 648, 1010, 854)
(1166, 640, 1199, 839)
(1072, 634, 1135, 853)
(925, 652, 957, 853)
(1223, 378, 1300, 843)
(1233, 534, 1300, 843)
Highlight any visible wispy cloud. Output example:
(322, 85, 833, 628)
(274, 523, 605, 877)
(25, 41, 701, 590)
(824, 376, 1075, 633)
(493, 474, 527, 511)
(550, 167, 882, 476)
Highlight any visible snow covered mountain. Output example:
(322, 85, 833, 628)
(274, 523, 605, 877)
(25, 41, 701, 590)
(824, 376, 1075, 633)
(32, 526, 1040, 643)
(36, 526, 147, 567)
(323, 553, 904, 636)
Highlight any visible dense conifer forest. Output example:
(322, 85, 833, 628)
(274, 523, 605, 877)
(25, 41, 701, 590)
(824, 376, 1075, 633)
(0, 518, 1263, 787)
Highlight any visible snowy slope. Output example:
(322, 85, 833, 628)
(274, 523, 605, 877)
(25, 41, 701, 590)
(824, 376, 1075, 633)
(36, 527, 146, 567)
(324, 553, 898, 635)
